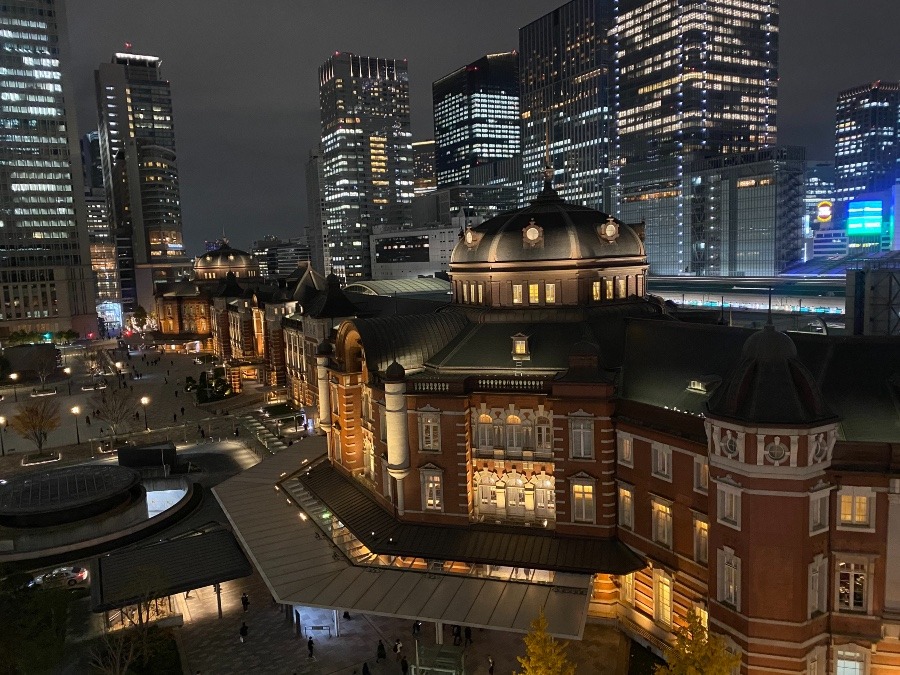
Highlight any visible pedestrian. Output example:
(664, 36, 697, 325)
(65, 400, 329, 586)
(343, 610, 352, 620)
(175, 390, 178, 398)
(376, 640, 387, 662)
(307, 636, 314, 659)
(464, 626, 472, 646)
(412, 620, 421, 636)
(362, 663, 371, 675)
(488, 656, 494, 675)
(241, 592, 249, 612)
(400, 656, 409, 674)
(393, 638, 403, 659)
(181, 406, 185, 416)
(85, 415, 91, 426)
(239, 622, 248, 643)
(164, 377, 168, 384)
(173, 412, 177, 423)
(200, 428, 205, 439)
(452, 625, 461, 646)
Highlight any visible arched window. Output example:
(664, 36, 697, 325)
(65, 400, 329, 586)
(506, 415, 522, 451)
(477, 413, 493, 449)
(505, 470, 526, 516)
(493, 416, 504, 448)
(474, 469, 498, 517)
(536, 416, 552, 451)
(529, 472, 555, 520)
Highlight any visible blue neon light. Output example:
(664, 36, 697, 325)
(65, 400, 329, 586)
(846, 200, 884, 236)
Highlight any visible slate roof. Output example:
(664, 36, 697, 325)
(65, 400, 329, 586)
(89, 528, 252, 611)
(344, 278, 451, 297)
(295, 460, 644, 576)
(304, 274, 359, 319)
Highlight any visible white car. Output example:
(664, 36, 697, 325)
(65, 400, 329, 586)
(28, 566, 90, 590)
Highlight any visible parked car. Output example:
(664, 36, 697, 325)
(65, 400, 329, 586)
(27, 566, 89, 590)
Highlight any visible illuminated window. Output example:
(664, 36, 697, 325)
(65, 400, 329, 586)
(571, 479, 595, 523)
(528, 283, 539, 304)
(652, 498, 672, 548)
(653, 569, 673, 627)
(618, 435, 633, 466)
(477, 413, 493, 448)
(592, 281, 601, 301)
(718, 547, 741, 609)
(618, 483, 634, 529)
(605, 279, 613, 300)
(545, 283, 556, 303)
(512, 284, 523, 304)
(837, 560, 869, 612)
(838, 488, 873, 529)
(506, 414, 522, 450)
(420, 412, 440, 451)
(694, 517, 708, 563)
(420, 468, 443, 511)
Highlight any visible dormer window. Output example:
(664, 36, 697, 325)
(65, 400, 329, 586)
(512, 333, 530, 361)
(687, 376, 721, 394)
(523, 219, 543, 248)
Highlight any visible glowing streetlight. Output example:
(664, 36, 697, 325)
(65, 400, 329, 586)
(0, 416, 6, 457)
(140, 396, 149, 430)
(71, 406, 81, 445)
(63, 367, 72, 395)
(9, 373, 18, 402)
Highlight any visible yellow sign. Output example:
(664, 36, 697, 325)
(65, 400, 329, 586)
(816, 200, 833, 223)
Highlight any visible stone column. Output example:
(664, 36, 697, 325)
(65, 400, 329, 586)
(384, 362, 410, 515)
(316, 342, 332, 436)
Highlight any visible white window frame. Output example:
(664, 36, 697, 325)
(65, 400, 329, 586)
(651, 497, 673, 549)
(693, 456, 709, 493)
(717, 546, 741, 611)
(618, 483, 634, 530)
(653, 568, 673, 628)
(809, 489, 830, 535)
(621, 572, 635, 605)
(535, 416, 552, 451)
(651, 443, 672, 481)
(420, 468, 443, 512)
(837, 487, 875, 532)
(717, 483, 742, 530)
(506, 414, 523, 451)
(569, 417, 594, 459)
(836, 557, 872, 614)
(617, 434, 634, 467)
(835, 645, 869, 675)
(571, 477, 596, 524)
(420, 412, 440, 451)
(808, 554, 827, 617)
(512, 283, 523, 304)
(693, 516, 709, 564)
(378, 404, 387, 443)
(806, 646, 826, 675)
(476, 413, 493, 449)
(545, 282, 556, 304)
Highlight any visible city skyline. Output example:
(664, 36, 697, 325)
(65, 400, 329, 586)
(63, 0, 900, 253)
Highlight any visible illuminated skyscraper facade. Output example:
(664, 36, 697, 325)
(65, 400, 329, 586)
(519, 0, 615, 206)
(96, 52, 188, 314)
(834, 81, 900, 221)
(317, 52, 413, 282)
(412, 140, 437, 196)
(0, 0, 97, 336)
(614, 0, 779, 275)
(433, 52, 519, 189)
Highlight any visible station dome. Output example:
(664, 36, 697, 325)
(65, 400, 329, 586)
(193, 242, 260, 283)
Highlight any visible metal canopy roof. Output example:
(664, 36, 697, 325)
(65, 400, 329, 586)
(213, 441, 596, 638)
(296, 459, 644, 576)
(89, 528, 252, 612)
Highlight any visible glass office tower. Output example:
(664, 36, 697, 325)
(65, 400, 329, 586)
(519, 0, 615, 207)
(96, 52, 189, 314)
(317, 52, 413, 282)
(433, 52, 519, 189)
(412, 140, 437, 196)
(0, 0, 97, 336)
(614, 0, 779, 275)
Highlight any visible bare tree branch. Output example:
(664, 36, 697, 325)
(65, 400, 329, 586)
(91, 391, 138, 442)
(9, 399, 60, 453)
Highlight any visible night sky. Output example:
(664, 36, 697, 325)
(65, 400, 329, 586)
(65, 0, 900, 255)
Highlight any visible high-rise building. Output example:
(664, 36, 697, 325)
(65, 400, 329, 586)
(96, 52, 189, 314)
(0, 0, 97, 336)
(317, 52, 413, 282)
(85, 188, 121, 331)
(305, 146, 326, 274)
(519, 0, 615, 206)
(80, 130, 103, 191)
(614, 0, 779, 275)
(412, 140, 437, 195)
(252, 236, 312, 279)
(834, 81, 900, 222)
(433, 52, 519, 189)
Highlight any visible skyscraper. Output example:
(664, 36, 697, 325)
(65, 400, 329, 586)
(96, 52, 189, 314)
(412, 140, 437, 196)
(0, 0, 97, 336)
(305, 146, 326, 274)
(614, 0, 779, 275)
(80, 130, 103, 191)
(317, 52, 413, 282)
(433, 52, 519, 189)
(519, 0, 615, 206)
(834, 81, 900, 217)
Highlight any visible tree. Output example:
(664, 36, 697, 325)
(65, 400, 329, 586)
(33, 349, 58, 390)
(133, 305, 148, 329)
(78, 346, 104, 378)
(9, 399, 60, 454)
(515, 610, 576, 675)
(87, 631, 138, 675)
(92, 391, 138, 442)
(655, 609, 741, 675)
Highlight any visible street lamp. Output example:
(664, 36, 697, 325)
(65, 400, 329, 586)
(9, 373, 18, 402)
(140, 396, 149, 430)
(63, 367, 72, 395)
(0, 416, 6, 457)
(71, 406, 81, 445)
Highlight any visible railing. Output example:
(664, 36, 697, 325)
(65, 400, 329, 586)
(475, 376, 551, 392)
(472, 446, 554, 461)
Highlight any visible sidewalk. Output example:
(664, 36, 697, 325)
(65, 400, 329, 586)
(176, 567, 626, 674)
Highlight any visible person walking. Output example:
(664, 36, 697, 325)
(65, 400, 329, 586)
(464, 626, 472, 646)
(452, 625, 461, 646)
(393, 638, 403, 659)
(239, 622, 248, 643)
(376, 639, 387, 662)
(400, 656, 409, 674)
(362, 663, 371, 675)
(241, 592, 249, 612)
(488, 656, 494, 675)
(307, 636, 315, 659)
(412, 620, 421, 636)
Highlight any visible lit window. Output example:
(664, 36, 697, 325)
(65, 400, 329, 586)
(512, 284, 523, 304)
(545, 283, 556, 303)
(835, 649, 867, 675)
(837, 560, 868, 612)
(528, 283, 539, 304)
(718, 547, 741, 609)
(652, 498, 673, 548)
(838, 488, 873, 529)
(605, 279, 613, 299)
(570, 418, 594, 459)
(621, 572, 635, 605)
(506, 414, 522, 450)
(572, 479, 595, 523)
(592, 281, 601, 301)
(477, 413, 493, 448)
(421, 468, 443, 511)
(653, 568, 673, 627)
(694, 517, 708, 563)
(420, 412, 440, 451)
(618, 435, 633, 467)
(618, 484, 634, 529)
(617, 278, 626, 298)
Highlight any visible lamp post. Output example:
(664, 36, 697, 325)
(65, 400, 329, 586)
(9, 373, 18, 402)
(0, 416, 6, 457)
(140, 396, 149, 430)
(63, 367, 72, 395)
(71, 406, 81, 445)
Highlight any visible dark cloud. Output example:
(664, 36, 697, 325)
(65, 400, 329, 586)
(64, 0, 900, 253)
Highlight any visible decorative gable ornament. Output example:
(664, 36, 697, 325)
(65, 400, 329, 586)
(597, 215, 620, 243)
(522, 218, 544, 249)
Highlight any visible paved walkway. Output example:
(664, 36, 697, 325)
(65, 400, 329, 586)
(177, 568, 629, 675)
